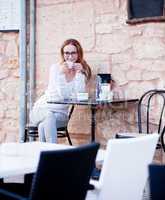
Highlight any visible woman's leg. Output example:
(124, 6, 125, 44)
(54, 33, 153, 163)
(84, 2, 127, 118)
(42, 112, 68, 143)
(38, 122, 46, 142)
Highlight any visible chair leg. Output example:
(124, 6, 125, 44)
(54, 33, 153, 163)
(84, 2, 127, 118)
(160, 126, 165, 152)
(65, 129, 72, 145)
(24, 128, 28, 142)
(26, 126, 72, 145)
(25, 126, 39, 142)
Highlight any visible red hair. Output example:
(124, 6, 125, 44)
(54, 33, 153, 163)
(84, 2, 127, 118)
(60, 39, 91, 81)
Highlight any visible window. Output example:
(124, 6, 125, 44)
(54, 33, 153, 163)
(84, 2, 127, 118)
(127, 0, 165, 24)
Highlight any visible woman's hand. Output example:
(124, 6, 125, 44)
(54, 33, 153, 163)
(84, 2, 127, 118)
(61, 62, 84, 82)
(73, 62, 83, 73)
(61, 62, 70, 74)
(61, 62, 77, 82)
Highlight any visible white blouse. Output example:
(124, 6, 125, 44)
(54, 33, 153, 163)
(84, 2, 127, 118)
(33, 63, 86, 116)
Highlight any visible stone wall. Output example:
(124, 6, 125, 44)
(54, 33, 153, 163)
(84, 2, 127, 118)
(0, 0, 165, 144)
(36, 0, 165, 145)
(0, 32, 19, 142)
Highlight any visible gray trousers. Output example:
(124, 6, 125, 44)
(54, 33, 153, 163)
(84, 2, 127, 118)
(30, 104, 68, 143)
(38, 111, 68, 143)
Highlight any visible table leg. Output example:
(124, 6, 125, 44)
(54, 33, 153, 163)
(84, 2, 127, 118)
(91, 105, 96, 142)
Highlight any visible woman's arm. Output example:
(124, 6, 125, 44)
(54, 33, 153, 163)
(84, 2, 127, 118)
(74, 73, 86, 93)
(47, 63, 87, 99)
(47, 64, 59, 92)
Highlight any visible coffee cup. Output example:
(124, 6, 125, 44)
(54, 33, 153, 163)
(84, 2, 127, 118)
(66, 61, 74, 69)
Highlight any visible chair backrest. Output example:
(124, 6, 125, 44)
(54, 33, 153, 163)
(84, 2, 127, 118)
(98, 133, 159, 200)
(138, 89, 165, 134)
(160, 125, 165, 152)
(29, 142, 100, 200)
(149, 164, 165, 200)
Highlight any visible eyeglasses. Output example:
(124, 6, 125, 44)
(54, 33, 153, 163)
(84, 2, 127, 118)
(63, 51, 77, 56)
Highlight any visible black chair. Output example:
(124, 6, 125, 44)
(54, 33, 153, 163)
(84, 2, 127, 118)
(137, 89, 165, 135)
(25, 105, 74, 145)
(116, 89, 165, 149)
(0, 142, 100, 200)
(0, 173, 33, 198)
(160, 125, 165, 152)
(149, 164, 165, 200)
(138, 89, 165, 150)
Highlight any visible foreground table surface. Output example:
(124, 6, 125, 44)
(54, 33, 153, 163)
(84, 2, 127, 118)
(0, 142, 73, 179)
(0, 142, 105, 179)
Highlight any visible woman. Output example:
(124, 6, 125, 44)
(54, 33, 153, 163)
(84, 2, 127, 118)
(30, 39, 91, 143)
